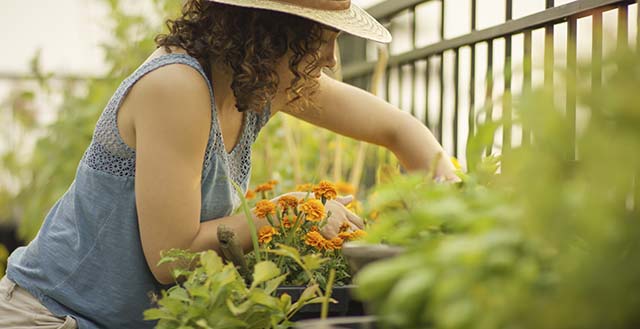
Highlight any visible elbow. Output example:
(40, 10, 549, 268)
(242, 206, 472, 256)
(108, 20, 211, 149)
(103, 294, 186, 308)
(147, 258, 177, 285)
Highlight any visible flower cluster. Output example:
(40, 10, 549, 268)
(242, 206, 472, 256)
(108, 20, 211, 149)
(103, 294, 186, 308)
(246, 180, 366, 286)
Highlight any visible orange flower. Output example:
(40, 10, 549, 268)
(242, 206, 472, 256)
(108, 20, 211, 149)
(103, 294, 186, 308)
(295, 183, 313, 192)
(277, 195, 300, 210)
(313, 180, 337, 201)
(338, 229, 367, 241)
(350, 230, 367, 240)
(258, 225, 278, 244)
(281, 214, 297, 229)
(255, 183, 274, 193)
(267, 179, 279, 186)
(338, 232, 352, 241)
(254, 200, 276, 218)
(339, 221, 351, 233)
(336, 181, 356, 195)
(304, 231, 325, 249)
(245, 189, 256, 200)
(330, 237, 344, 249)
(298, 199, 325, 222)
(310, 225, 319, 232)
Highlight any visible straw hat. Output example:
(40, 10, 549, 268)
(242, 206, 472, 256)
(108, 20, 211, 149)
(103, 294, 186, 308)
(208, 0, 392, 43)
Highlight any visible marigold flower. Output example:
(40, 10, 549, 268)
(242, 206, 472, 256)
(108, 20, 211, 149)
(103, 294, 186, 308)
(335, 181, 356, 195)
(304, 231, 325, 249)
(313, 180, 337, 201)
(321, 238, 336, 251)
(254, 200, 276, 218)
(258, 225, 278, 244)
(338, 221, 351, 233)
(277, 195, 300, 210)
(298, 199, 325, 222)
(350, 230, 367, 240)
(310, 225, 319, 232)
(281, 215, 297, 229)
(255, 183, 274, 193)
(245, 189, 256, 200)
(330, 237, 344, 249)
(295, 183, 313, 192)
(338, 232, 352, 241)
(267, 179, 279, 186)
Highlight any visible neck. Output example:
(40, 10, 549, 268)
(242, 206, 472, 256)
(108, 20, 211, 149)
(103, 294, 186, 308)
(210, 62, 236, 114)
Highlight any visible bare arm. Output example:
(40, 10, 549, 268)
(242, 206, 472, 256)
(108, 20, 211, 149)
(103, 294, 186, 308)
(131, 64, 270, 284)
(280, 73, 458, 180)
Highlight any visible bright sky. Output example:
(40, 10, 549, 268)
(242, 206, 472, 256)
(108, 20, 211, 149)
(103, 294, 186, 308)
(0, 0, 384, 76)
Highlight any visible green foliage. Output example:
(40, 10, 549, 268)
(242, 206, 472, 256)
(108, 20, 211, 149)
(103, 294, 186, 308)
(0, 244, 8, 276)
(0, 0, 182, 241)
(145, 249, 329, 329)
(355, 50, 640, 329)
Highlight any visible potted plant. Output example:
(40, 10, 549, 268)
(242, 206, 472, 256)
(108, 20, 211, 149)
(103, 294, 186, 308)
(239, 180, 369, 320)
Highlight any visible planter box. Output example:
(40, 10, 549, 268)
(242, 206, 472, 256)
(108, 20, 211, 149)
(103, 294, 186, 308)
(294, 315, 378, 329)
(276, 285, 364, 321)
(341, 243, 404, 275)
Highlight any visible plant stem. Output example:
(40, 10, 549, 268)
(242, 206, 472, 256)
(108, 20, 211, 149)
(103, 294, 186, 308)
(321, 268, 336, 319)
(230, 180, 261, 263)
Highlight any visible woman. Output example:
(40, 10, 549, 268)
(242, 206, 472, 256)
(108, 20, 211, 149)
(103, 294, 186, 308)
(0, 0, 458, 328)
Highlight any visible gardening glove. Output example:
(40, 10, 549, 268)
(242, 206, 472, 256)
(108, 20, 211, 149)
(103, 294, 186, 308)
(320, 196, 364, 239)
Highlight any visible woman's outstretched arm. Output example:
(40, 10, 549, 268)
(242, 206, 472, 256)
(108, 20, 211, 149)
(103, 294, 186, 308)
(281, 72, 459, 181)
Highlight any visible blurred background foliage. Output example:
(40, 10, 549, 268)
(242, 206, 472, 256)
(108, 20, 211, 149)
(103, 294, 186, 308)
(0, 0, 396, 249)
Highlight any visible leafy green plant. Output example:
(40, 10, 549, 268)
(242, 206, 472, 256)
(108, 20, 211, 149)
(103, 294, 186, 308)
(144, 249, 331, 329)
(354, 50, 640, 329)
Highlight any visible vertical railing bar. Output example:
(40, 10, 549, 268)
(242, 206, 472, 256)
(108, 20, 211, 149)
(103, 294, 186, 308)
(618, 5, 629, 51)
(503, 0, 513, 156)
(522, 30, 532, 146)
(399, 64, 404, 111)
(485, 40, 495, 157)
(438, 54, 445, 144)
(453, 48, 460, 158)
(410, 6, 417, 117)
(469, 0, 477, 139)
(410, 6, 418, 49)
(438, 0, 445, 143)
(385, 66, 392, 104)
(425, 57, 431, 128)
(567, 16, 577, 161)
(637, 0, 640, 53)
(592, 11, 603, 95)
(545, 0, 555, 92)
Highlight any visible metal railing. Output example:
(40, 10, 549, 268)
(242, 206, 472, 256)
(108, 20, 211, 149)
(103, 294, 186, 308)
(339, 0, 639, 162)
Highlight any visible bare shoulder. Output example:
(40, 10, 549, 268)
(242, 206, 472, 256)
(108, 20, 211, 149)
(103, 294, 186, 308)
(118, 57, 212, 150)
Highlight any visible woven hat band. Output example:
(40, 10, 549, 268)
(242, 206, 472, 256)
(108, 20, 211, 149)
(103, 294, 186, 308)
(278, 0, 350, 11)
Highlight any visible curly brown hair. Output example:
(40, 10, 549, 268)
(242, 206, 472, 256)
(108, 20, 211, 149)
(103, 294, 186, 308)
(155, 0, 326, 113)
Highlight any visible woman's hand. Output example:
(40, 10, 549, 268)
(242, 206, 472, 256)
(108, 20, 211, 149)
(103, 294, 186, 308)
(320, 195, 364, 238)
(271, 192, 364, 239)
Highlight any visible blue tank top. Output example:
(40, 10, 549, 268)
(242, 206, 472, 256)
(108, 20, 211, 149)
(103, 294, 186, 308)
(6, 53, 271, 329)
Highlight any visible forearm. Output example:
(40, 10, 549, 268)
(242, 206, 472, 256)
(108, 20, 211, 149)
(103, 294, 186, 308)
(188, 210, 271, 255)
(388, 112, 458, 180)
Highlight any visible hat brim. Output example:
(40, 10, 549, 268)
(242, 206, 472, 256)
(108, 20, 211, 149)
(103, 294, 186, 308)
(209, 0, 392, 43)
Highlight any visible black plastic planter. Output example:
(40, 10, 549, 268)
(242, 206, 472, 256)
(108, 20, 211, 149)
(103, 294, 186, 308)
(276, 285, 365, 321)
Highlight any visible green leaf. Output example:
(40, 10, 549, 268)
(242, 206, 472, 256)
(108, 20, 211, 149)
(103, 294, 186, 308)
(249, 290, 281, 309)
(143, 308, 175, 321)
(269, 244, 302, 265)
(264, 273, 289, 295)
(251, 261, 280, 289)
(300, 254, 328, 272)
